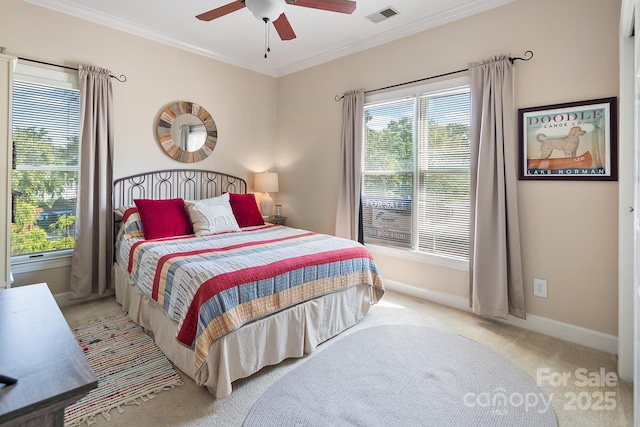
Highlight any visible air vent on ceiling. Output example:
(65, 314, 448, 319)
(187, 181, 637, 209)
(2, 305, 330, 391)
(365, 7, 400, 24)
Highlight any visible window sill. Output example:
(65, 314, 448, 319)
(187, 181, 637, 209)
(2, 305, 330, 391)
(365, 243, 468, 271)
(11, 252, 72, 274)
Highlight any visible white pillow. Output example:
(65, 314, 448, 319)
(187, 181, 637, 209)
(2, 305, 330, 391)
(185, 193, 240, 236)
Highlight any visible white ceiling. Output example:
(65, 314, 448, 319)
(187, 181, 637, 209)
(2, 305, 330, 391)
(24, 0, 517, 77)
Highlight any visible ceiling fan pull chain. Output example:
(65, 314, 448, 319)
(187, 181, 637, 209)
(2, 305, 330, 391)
(263, 17, 271, 59)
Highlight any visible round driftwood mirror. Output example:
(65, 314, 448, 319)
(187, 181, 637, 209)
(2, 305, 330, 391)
(156, 101, 217, 163)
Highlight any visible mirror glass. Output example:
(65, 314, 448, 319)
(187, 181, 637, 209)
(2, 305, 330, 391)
(156, 101, 217, 163)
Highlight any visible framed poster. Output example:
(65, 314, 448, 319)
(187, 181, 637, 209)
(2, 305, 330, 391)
(518, 97, 617, 180)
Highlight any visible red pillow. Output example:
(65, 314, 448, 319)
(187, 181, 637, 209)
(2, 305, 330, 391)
(134, 198, 193, 240)
(228, 193, 264, 227)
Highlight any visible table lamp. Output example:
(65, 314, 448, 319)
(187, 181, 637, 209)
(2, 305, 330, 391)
(254, 171, 279, 217)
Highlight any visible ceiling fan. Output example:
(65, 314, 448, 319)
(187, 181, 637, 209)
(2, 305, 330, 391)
(196, 0, 357, 42)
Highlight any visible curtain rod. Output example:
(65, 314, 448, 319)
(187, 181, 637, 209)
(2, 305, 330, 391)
(17, 56, 127, 83)
(334, 50, 533, 101)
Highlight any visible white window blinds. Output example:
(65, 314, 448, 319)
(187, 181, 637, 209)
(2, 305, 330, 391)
(362, 83, 471, 261)
(417, 89, 470, 259)
(362, 98, 415, 248)
(11, 70, 80, 257)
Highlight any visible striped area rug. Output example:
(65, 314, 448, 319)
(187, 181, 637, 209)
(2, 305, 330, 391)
(64, 314, 183, 426)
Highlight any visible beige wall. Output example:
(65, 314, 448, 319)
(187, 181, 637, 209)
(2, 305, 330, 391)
(1, 0, 621, 336)
(276, 0, 621, 335)
(2, 0, 278, 293)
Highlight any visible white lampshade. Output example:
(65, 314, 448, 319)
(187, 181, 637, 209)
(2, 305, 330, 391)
(245, 0, 285, 22)
(254, 172, 279, 216)
(254, 172, 279, 193)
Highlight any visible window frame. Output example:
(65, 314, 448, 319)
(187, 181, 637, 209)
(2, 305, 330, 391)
(362, 76, 470, 271)
(10, 63, 79, 273)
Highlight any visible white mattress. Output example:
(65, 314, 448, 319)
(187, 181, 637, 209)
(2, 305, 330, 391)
(113, 260, 374, 399)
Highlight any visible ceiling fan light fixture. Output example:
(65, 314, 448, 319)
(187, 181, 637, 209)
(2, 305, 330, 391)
(245, 0, 286, 22)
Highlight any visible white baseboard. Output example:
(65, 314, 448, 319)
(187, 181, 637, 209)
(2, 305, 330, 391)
(52, 281, 618, 355)
(384, 279, 618, 355)
(54, 289, 115, 308)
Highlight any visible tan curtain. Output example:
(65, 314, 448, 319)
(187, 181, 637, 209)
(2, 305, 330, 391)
(335, 89, 364, 240)
(69, 65, 114, 299)
(468, 55, 525, 319)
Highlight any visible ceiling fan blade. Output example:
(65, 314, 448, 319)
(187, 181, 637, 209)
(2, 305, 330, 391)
(290, 0, 356, 14)
(196, 1, 246, 21)
(273, 14, 296, 41)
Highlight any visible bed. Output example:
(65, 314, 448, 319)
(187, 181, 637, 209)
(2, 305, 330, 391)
(112, 169, 384, 399)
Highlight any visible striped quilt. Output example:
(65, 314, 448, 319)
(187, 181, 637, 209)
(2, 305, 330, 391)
(116, 209, 384, 374)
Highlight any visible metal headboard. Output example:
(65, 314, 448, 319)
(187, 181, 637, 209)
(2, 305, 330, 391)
(113, 169, 247, 210)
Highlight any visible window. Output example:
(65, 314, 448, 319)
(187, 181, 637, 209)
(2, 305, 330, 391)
(11, 64, 80, 264)
(362, 78, 471, 262)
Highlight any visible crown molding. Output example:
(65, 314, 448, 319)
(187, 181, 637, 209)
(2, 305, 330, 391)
(23, 0, 280, 77)
(24, 0, 517, 78)
(274, 0, 518, 76)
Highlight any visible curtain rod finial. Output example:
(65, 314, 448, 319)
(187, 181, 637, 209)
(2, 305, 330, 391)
(509, 50, 533, 64)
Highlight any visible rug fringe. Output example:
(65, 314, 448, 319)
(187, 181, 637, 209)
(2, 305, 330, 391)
(66, 384, 183, 427)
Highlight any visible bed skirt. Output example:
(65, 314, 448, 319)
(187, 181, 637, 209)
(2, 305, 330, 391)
(113, 261, 374, 399)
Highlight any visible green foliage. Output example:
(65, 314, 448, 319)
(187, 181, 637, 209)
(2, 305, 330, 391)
(363, 112, 414, 199)
(363, 107, 470, 201)
(11, 201, 48, 255)
(11, 203, 75, 256)
(364, 114, 413, 172)
(11, 126, 78, 256)
(50, 236, 75, 251)
(11, 225, 50, 255)
(12, 127, 78, 201)
(49, 215, 76, 240)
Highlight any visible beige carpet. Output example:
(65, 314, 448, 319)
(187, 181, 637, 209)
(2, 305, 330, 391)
(61, 291, 633, 427)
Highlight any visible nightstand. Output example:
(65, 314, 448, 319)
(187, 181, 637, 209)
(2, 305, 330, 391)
(265, 216, 287, 225)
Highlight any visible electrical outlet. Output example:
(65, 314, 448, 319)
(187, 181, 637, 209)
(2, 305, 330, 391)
(533, 278, 548, 298)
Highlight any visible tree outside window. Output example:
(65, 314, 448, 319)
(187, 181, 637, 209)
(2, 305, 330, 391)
(362, 85, 471, 260)
(11, 78, 79, 257)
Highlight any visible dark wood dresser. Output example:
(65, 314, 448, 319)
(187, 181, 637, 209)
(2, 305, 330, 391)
(0, 283, 98, 426)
